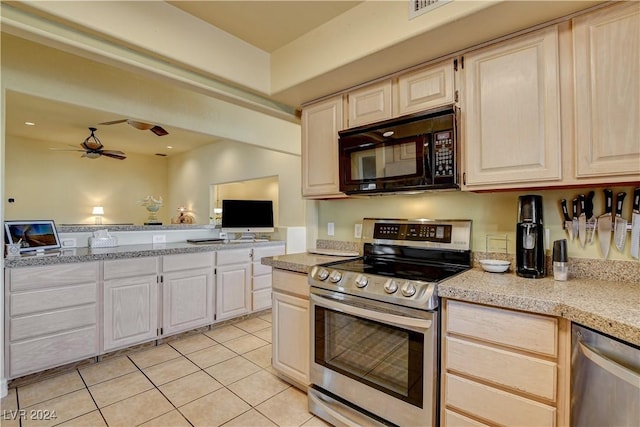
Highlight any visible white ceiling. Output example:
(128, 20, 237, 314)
(168, 1, 362, 52)
(4, 1, 363, 158)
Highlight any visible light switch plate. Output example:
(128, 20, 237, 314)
(152, 235, 166, 244)
(327, 222, 335, 236)
(354, 223, 362, 238)
(61, 238, 77, 248)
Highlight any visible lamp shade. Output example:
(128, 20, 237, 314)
(92, 206, 105, 215)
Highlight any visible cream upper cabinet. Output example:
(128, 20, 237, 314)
(572, 2, 640, 180)
(462, 25, 562, 189)
(396, 60, 455, 116)
(301, 95, 346, 199)
(347, 80, 392, 127)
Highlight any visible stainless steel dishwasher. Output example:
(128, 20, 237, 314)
(571, 324, 640, 426)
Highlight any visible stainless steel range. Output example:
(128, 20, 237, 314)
(308, 218, 472, 427)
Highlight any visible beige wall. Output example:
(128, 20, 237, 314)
(167, 140, 304, 227)
(214, 176, 280, 226)
(4, 135, 169, 225)
(317, 186, 638, 261)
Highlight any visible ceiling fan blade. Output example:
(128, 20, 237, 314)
(49, 148, 85, 152)
(98, 119, 128, 125)
(127, 120, 153, 131)
(150, 125, 169, 136)
(100, 151, 126, 160)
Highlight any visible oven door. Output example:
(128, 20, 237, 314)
(309, 288, 439, 427)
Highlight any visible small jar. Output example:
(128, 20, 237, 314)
(552, 239, 568, 281)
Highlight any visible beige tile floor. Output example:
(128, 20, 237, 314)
(1, 313, 331, 427)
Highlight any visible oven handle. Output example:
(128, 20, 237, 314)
(310, 292, 433, 332)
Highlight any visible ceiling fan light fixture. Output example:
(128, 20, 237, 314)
(82, 151, 101, 159)
(83, 127, 102, 150)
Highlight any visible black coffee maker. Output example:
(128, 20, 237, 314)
(516, 195, 545, 278)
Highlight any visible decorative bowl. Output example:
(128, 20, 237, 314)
(480, 259, 511, 273)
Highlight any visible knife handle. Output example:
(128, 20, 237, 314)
(604, 189, 613, 214)
(586, 191, 595, 218)
(572, 198, 579, 218)
(633, 188, 640, 212)
(579, 194, 585, 216)
(615, 192, 626, 217)
(561, 199, 571, 221)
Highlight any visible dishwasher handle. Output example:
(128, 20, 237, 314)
(578, 341, 640, 388)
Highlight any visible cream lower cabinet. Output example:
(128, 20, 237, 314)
(161, 252, 214, 336)
(216, 248, 252, 321)
(5, 262, 99, 379)
(572, 2, 640, 181)
(441, 299, 570, 427)
(271, 269, 309, 389)
(461, 25, 562, 190)
(251, 244, 286, 312)
(103, 257, 159, 352)
(302, 95, 346, 199)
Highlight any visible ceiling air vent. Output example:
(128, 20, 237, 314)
(409, 0, 452, 20)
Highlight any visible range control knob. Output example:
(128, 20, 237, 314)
(401, 282, 417, 297)
(383, 279, 399, 294)
(355, 274, 368, 288)
(316, 268, 330, 281)
(329, 270, 343, 283)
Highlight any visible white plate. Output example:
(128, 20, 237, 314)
(480, 259, 511, 273)
(308, 248, 359, 257)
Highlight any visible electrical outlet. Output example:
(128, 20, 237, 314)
(327, 222, 335, 236)
(60, 238, 77, 248)
(354, 223, 362, 238)
(152, 234, 166, 244)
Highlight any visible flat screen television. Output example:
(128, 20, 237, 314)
(221, 199, 274, 234)
(4, 220, 61, 253)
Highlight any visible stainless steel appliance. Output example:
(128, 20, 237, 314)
(338, 106, 459, 195)
(571, 324, 640, 427)
(308, 218, 472, 426)
(516, 195, 546, 278)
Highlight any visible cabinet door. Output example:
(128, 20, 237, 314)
(397, 61, 455, 116)
(162, 267, 214, 336)
(302, 96, 345, 198)
(347, 80, 392, 127)
(573, 2, 640, 178)
(103, 275, 158, 351)
(216, 263, 251, 320)
(462, 26, 562, 188)
(272, 291, 309, 386)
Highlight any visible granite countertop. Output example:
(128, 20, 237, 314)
(262, 252, 640, 346)
(5, 240, 285, 268)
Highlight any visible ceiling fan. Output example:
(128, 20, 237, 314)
(50, 127, 126, 160)
(99, 118, 169, 136)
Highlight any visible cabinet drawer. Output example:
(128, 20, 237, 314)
(163, 252, 213, 272)
(253, 245, 286, 260)
(253, 262, 273, 277)
(446, 373, 556, 427)
(11, 304, 97, 341)
(11, 283, 97, 316)
(446, 336, 557, 400)
(10, 262, 98, 291)
(217, 248, 252, 266)
(104, 257, 158, 280)
(272, 270, 309, 298)
(253, 288, 272, 311)
(9, 327, 97, 378)
(253, 274, 272, 291)
(446, 300, 558, 357)
(444, 409, 490, 427)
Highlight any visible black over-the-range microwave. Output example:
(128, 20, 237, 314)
(338, 105, 459, 195)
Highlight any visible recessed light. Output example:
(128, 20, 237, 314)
(24, 121, 35, 126)
(166, 145, 173, 149)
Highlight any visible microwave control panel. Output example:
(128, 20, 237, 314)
(433, 131, 454, 177)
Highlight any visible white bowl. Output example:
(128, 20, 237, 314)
(480, 259, 511, 273)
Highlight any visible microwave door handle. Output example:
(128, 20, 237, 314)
(310, 293, 432, 331)
(578, 341, 640, 388)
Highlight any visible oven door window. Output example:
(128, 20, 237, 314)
(340, 135, 427, 184)
(314, 305, 424, 407)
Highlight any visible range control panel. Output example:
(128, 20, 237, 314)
(374, 222, 452, 243)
